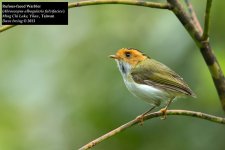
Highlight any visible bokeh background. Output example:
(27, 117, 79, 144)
(1, 0, 225, 150)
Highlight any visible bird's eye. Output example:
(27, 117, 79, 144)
(125, 52, 131, 58)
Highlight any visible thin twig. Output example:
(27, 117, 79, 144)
(0, 25, 15, 33)
(79, 109, 225, 150)
(68, 0, 171, 9)
(202, 0, 213, 41)
(0, 0, 171, 33)
(184, 0, 203, 34)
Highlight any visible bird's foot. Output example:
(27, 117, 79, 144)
(160, 108, 168, 120)
(136, 114, 145, 125)
(136, 106, 156, 125)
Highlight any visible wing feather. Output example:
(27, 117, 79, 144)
(131, 59, 196, 97)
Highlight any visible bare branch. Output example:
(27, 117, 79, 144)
(202, 0, 213, 41)
(68, 0, 171, 9)
(0, 0, 171, 33)
(79, 109, 225, 150)
(0, 25, 15, 33)
(167, 0, 225, 112)
(184, 0, 203, 34)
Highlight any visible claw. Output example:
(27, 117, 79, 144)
(136, 105, 156, 125)
(160, 108, 167, 120)
(159, 97, 175, 120)
(136, 114, 145, 125)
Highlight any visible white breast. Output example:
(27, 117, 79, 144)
(123, 76, 169, 106)
(115, 60, 170, 106)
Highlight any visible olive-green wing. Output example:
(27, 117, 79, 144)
(131, 59, 196, 97)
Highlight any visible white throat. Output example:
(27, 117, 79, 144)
(115, 60, 132, 78)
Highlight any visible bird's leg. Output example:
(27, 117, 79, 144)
(160, 97, 175, 120)
(136, 105, 156, 125)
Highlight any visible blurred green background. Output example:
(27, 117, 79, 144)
(1, 0, 225, 150)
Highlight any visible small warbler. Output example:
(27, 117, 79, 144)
(110, 48, 196, 119)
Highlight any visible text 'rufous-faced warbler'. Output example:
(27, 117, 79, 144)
(110, 48, 196, 120)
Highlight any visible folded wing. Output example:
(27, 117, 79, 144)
(131, 58, 196, 97)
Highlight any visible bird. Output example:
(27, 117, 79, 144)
(109, 48, 196, 121)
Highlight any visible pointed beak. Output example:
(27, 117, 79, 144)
(109, 55, 118, 59)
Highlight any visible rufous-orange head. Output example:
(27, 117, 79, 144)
(109, 48, 148, 66)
